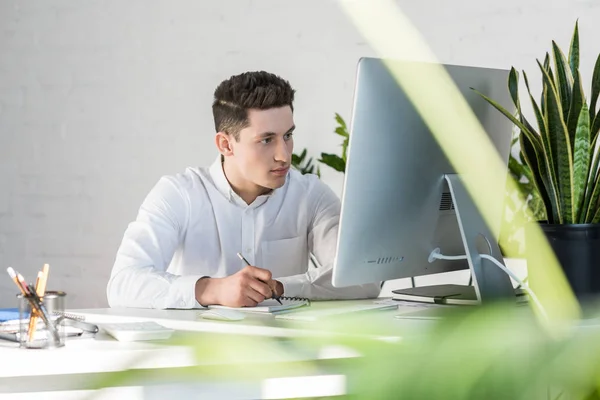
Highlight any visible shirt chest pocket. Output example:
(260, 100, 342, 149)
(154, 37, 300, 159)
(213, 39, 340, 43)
(261, 236, 306, 279)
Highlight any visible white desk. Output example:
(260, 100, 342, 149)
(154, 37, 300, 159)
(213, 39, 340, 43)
(0, 299, 431, 399)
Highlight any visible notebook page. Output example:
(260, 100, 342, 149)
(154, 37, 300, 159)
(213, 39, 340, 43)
(209, 298, 309, 313)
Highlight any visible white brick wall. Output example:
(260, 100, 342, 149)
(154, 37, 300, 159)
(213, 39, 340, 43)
(1, 0, 599, 308)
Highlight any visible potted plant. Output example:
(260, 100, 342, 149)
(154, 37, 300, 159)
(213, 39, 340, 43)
(474, 21, 600, 301)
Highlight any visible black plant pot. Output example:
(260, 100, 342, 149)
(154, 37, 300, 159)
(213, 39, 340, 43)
(526, 222, 600, 303)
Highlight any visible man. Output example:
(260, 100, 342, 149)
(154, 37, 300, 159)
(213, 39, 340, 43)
(107, 71, 380, 309)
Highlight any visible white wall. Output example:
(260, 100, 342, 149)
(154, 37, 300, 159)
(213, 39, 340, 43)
(1, 0, 599, 308)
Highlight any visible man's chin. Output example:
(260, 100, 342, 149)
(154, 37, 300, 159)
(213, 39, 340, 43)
(261, 177, 286, 190)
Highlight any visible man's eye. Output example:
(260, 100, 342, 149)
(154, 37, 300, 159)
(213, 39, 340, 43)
(261, 137, 272, 144)
(284, 132, 294, 140)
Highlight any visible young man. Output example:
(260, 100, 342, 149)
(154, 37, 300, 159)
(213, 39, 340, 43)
(106, 71, 380, 309)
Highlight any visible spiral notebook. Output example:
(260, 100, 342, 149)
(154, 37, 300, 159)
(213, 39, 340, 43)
(209, 297, 310, 314)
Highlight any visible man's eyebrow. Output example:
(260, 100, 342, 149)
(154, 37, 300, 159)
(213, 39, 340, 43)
(256, 125, 296, 138)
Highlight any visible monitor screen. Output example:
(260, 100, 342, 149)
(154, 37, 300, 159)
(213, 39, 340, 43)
(332, 57, 516, 304)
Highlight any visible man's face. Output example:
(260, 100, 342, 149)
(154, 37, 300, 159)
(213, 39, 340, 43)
(230, 106, 295, 191)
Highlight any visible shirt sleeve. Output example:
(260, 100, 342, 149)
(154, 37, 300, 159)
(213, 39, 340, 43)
(278, 179, 381, 300)
(106, 176, 204, 309)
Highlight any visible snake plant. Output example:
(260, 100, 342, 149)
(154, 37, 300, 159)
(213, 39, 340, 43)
(474, 21, 600, 224)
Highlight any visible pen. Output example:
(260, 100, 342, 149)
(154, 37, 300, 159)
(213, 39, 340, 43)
(236, 252, 283, 305)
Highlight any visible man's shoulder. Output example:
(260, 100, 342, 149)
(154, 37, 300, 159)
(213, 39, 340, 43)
(287, 168, 321, 190)
(153, 166, 211, 196)
(287, 169, 337, 199)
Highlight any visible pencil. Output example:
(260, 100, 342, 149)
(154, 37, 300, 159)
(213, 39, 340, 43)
(28, 264, 49, 341)
(6, 267, 52, 341)
(7, 267, 27, 296)
(7, 268, 60, 345)
(236, 252, 283, 305)
(27, 271, 43, 340)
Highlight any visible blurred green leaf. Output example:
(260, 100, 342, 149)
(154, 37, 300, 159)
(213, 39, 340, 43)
(319, 153, 346, 172)
(291, 148, 320, 177)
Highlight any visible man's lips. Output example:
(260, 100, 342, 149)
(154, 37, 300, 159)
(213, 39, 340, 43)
(271, 167, 289, 175)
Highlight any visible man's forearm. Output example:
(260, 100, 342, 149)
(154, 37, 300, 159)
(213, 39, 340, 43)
(195, 277, 222, 306)
(278, 270, 381, 300)
(107, 264, 204, 309)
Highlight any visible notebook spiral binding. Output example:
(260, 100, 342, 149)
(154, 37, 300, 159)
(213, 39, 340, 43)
(280, 296, 311, 305)
(52, 311, 86, 321)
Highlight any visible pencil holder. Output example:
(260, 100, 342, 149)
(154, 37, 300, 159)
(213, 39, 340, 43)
(17, 291, 66, 349)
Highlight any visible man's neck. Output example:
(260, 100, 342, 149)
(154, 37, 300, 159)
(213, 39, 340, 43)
(222, 159, 271, 205)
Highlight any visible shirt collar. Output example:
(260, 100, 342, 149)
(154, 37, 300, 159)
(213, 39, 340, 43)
(208, 155, 278, 207)
(209, 155, 234, 201)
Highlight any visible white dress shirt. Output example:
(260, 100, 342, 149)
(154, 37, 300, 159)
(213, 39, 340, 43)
(106, 156, 380, 309)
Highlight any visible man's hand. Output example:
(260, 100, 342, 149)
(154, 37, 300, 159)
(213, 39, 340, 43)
(273, 280, 284, 298)
(195, 266, 283, 307)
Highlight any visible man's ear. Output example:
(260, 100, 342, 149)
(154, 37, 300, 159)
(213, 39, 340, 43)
(215, 132, 234, 156)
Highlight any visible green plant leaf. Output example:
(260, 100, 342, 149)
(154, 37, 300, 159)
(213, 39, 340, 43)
(520, 132, 556, 222)
(475, 80, 559, 219)
(523, 71, 547, 138)
(292, 148, 320, 175)
(508, 67, 520, 108)
(294, 148, 307, 164)
(523, 70, 561, 222)
(567, 70, 585, 151)
(334, 115, 350, 162)
(518, 150, 527, 165)
(591, 108, 600, 150)
(341, 139, 349, 162)
(583, 135, 600, 219)
(508, 154, 529, 178)
(538, 60, 574, 223)
(590, 53, 600, 122)
(572, 103, 591, 222)
(472, 88, 541, 149)
(591, 203, 600, 223)
(589, 109, 600, 207)
(585, 172, 600, 222)
(519, 158, 535, 184)
(568, 20, 580, 76)
(303, 158, 314, 173)
(318, 153, 346, 172)
(583, 149, 600, 222)
(524, 70, 551, 157)
(334, 112, 347, 130)
(509, 68, 539, 136)
(541, 52, 553, 113)
(334, 127, 348, 137)
(552, 40, 574, 121)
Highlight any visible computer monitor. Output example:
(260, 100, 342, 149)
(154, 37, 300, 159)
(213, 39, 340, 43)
(331, 57, 517, 305)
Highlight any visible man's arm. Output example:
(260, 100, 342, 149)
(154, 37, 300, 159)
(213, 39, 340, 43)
(278, 180, 381, 300)
(106, 176, 205, 309)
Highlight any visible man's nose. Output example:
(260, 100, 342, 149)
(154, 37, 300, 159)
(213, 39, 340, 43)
(274, 138, 290, 162)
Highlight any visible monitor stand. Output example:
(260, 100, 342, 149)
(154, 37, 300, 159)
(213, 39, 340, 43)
(392, 174, 519, 305)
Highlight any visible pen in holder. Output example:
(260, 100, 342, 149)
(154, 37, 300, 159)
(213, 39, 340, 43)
(17, 291, 66, 349)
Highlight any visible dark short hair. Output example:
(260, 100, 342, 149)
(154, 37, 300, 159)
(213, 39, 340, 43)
(212, 71, 295, 141)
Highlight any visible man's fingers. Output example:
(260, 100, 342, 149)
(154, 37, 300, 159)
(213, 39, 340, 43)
(248, 277, 273, 299)
(245, 265, 272, 282)
(244, 286, 266, 305)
